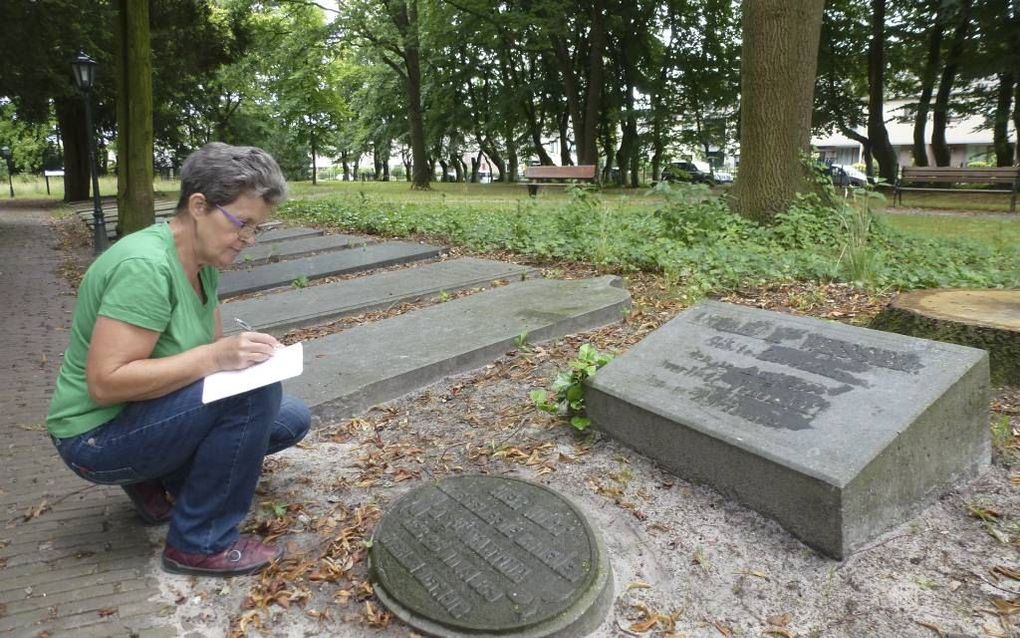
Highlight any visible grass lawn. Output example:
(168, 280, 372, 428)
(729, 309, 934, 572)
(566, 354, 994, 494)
(14, 175, 1015, 250)
(879, 212, 1020, 250)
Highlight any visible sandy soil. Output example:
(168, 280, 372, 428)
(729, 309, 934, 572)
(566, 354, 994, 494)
(149, 277, 1020, 638)
(55, 217, 1018, 637)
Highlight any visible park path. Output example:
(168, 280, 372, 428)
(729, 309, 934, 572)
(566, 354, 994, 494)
(0, 203, 172, 637)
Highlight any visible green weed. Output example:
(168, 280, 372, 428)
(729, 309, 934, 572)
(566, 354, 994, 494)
(530, 343, 614, 431)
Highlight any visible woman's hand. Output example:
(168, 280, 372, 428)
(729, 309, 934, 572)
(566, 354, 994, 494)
(210, 331, 281, 371)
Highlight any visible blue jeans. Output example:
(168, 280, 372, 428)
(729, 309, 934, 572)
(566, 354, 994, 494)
(52, 381, 311, 554)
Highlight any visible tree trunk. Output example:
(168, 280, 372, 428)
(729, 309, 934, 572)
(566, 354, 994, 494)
(994, 72, 1015, 166)
(311, 132, 318, 185)
(390, 0, 430, 189)
(579, 0, 607, 166)
(912, 0, 944, 167)
(1015, 80, 1020, 165)
(524, 100, 555, 165)
(114, 0, 154, 234)
(932, 0, 973, 167)
(548, 42, 583, 163)
(731, 0, 825, 223)
(470, 153, 480, 183)
(558, 108, 572, 165)
(55, 99, 90, 202)
(867, 0, 898, 183)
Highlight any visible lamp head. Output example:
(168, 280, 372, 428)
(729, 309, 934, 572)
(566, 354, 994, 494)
(71, 51, 97, 91)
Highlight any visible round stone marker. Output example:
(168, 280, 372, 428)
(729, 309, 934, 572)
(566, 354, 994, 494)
(368, 475, 613, 638)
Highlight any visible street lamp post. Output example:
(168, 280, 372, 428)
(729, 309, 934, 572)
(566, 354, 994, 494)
(0, 147, 13, 198)
(71, 51, 108, 254)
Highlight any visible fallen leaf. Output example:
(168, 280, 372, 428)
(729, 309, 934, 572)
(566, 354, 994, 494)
(23, 499, 50, 522)
(766, 612, 791, 626)
(626, 581, 653, 592)
(97, 608, 116, 618)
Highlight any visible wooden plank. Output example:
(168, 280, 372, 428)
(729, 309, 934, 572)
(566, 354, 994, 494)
(900, 167, 1020, 185)
(524, 165, 597, 180)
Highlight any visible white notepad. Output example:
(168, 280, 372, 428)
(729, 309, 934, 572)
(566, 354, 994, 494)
(201, 342, 304, 404)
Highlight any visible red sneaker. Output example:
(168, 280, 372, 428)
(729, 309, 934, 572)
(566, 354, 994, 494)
(161, 535, 282, 577)
(122, 480, 172, 525)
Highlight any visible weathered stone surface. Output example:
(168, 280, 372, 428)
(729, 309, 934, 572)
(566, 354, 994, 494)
(231, 233, 377, 266)
(286, 276, 630, 421)
(257, 226, 323, 243)
(586, 300, 991, 558)
(223, 258, 537, 336)
(219, 241, 445, 298)
(369, 475, 612, 638)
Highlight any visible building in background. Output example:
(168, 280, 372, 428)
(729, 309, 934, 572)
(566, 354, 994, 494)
(812, 98, 1016, 168)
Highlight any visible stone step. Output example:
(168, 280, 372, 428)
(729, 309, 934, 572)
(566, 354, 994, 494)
(223, 258, 538, 336)
(258, 227, 324, 243)
(285, 276, 631, 421)
(231, 233, 378, 267)
(585, 300, 990, 559)
(219, 241, 446, 298)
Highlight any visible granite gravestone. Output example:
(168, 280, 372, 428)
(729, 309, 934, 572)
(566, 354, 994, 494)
(369, 476, 613, 638)
(586, 301, 990, 558)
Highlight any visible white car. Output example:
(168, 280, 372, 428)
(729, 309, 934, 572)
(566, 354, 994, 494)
(829, 164, 868, 187)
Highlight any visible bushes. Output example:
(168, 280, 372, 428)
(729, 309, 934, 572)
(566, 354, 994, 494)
(277, 183, 1018, 297)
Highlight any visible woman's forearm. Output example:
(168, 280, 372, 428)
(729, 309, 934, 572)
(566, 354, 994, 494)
(88, 344, 219, 405)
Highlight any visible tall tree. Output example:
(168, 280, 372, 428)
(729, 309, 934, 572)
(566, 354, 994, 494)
(931, 0, 973, 166)
(340, 0, 431, 188)
(911, 0, 945, 167)
(731, 0, 825, 223)
(114, 0, 154, 234)
(867, 0, 899, 183)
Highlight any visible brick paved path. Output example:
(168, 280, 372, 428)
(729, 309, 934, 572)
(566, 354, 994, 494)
(0, 205, 172, 637)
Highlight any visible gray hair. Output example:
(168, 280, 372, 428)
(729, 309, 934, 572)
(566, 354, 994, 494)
(176, 142, 287, 211)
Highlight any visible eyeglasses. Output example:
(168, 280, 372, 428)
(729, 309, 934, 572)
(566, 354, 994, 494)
(213, 203, 262, 242)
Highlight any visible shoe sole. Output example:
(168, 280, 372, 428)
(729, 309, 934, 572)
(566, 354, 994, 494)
(161, 554, 277, 577)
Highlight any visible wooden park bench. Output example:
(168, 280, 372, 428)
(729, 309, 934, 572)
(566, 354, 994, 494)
(523, 164, 597, 196)
(893, 166, 1019, 212)
(75, 198, 282, 239)
(76, 199, 179, 238)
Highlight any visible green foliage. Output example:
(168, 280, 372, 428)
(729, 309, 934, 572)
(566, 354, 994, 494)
(530, 344, 614, 431)
(278, 185, 1019, 297)
(291, 276, 309, 289)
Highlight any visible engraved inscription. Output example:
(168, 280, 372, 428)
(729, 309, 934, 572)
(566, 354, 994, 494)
(662, 351, 843, 430)
(382, 532, 472, 618)
(371, 476, 602, 631)
(802, 334, 923, 373)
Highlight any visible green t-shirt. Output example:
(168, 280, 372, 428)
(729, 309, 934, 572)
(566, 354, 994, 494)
(47, 223, 219, 439)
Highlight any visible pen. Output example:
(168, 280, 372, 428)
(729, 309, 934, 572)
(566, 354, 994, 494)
(234, 317, 254, 332)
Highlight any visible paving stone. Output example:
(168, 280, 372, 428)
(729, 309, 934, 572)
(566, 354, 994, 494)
(287, 276, 630, 421)
(585, 300, 991, 558)
(219, 240, 446, 298)
(231, 233, 378, 266)
(223, 258, 537, 336)
(258, 226, 323, 243)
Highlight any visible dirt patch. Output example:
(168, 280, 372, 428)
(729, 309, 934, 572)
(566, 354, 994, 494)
(145, 266, 1020, 638)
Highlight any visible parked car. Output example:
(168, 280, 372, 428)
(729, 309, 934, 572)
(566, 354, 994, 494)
(661, 161, 716, 185)
(827, 163, 868, 187)
(712, 169, 734, 184)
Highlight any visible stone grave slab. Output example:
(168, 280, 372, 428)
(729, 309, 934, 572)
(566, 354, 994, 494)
(257, 226, 323, 243)
(369, 475, 612, 638)
(219, 241, 445, 298)
(223, 258, 537, 336)
(585, 300, 990, 558)
(231, 233, 378, 266)
(286, 276, 630, 421)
